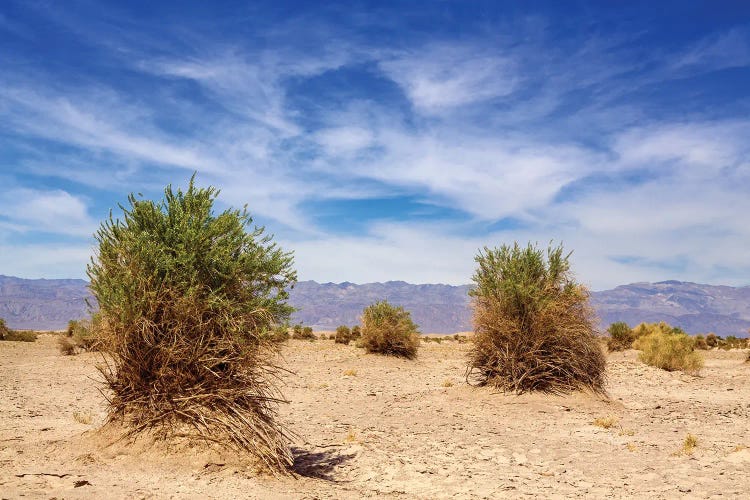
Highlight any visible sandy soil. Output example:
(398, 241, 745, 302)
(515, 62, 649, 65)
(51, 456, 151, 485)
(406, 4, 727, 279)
(1, 334, 749, 499)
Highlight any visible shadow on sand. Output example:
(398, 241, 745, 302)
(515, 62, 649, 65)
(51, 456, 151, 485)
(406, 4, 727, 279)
(291, 446, 357, 481)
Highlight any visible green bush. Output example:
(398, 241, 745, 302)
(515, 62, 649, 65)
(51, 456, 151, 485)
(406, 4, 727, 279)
(705, 333, 719, 348)
(606, 322, 634, 352)
(0, 318, 12, 340)
(335, 325, 352, 344)
(635, 331, 703, 374)
(350, 325, 361, 339)
(694, 335, 708, 350)
(467, 242, 606, 394)
(360, 300, 420, 358)
(0, 319, 37, 342)
(87, 176, 297, 472)
(292, 325, 315, 340)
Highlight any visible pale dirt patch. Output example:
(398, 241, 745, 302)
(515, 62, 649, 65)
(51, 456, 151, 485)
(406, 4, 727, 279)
(1, 334, 749, 498)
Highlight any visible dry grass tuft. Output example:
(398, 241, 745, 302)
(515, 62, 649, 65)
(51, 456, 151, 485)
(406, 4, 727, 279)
(675, 434, 698, 456)
(344, 428, 358, 443)
(441, 379, 454, 388)
(73, 411, 93, 425)
(593, 416, 618, 429)
(626, 443, 638, 452)
(342, 368, 357, 377)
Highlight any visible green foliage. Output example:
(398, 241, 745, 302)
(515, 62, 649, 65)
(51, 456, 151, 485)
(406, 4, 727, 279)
(0, 318, 37, 342)
(0, 318, 11, 340)
(693, 335, 708, 350)
(360, 300, 420, 358)
(467, 242, 606, 394)
(606, 321, 634, 352)
(87, 176, 297, 472)
(635, 329, 703, 374)
(292, 325, 315, 340)
(350, 325, 361, 339)
(335, 325, 352, 344)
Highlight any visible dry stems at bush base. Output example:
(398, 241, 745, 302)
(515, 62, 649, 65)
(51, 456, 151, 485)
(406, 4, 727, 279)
(96, 297, 295, 473)
(87, 179, 297, 474)
(467, 291, 606, 395)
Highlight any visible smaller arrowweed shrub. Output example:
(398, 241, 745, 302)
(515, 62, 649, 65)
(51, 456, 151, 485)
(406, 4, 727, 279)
(606, 322, 634, 352)
(335, 325, 352, 344)
(0, 320, 37, 342)
(705, 333, 719, 348)
(635, 330, 703, 374)
(360, 300, 420, 358)
(350, 325, 361, 339)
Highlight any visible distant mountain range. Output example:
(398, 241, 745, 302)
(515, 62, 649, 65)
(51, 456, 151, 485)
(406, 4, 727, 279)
(1, 275, 749, 336)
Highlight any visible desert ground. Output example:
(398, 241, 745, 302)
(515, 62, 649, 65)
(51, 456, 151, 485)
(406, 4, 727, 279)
(1, 334, 749, 499)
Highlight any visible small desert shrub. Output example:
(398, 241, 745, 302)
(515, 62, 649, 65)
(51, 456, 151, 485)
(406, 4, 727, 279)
(0, 321, 37, 342)
(59, 316, 104, 354)
(606, 322, 634, 352)
(87, 177, 297, 472)
(292, 324, 303, 337)
(0, 318, 10, 340)
(335, 325, 352, 344)
(342, 368, 357, 376)
(58, 336, 77, 355)
(467, 242, 606, 394)
(360, 300, 420, 358)
(705, 333, 719, 348)
(0, 319, 37, 342)
(635, 330, 703, 374)
(264, 325, 289, 343)
(694, 335, 708, 350)
(292, 326, 315, 340)
(328, 333, 336, 340)
(442, 379, 454, 388)
(721, 336, 747, 350)
(350, 325, 361, 339)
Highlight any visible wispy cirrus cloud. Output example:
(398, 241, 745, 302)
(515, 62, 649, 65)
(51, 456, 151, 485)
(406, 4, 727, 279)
(0, 2, 749, 288)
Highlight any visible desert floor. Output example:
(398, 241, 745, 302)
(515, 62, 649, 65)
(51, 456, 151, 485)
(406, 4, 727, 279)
(1, 334, 749, 499)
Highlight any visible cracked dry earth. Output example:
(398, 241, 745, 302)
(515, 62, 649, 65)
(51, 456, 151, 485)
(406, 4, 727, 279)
(2, 334, 750, 499)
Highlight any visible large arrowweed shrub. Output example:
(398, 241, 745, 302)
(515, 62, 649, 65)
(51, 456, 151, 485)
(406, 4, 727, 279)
(467, 242, 606, 394)
(360, 301, 420, 358)
(87, 177, 297, 472)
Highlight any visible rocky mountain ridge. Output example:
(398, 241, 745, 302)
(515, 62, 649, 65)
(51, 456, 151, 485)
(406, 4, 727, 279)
(1, 275, 748, 336)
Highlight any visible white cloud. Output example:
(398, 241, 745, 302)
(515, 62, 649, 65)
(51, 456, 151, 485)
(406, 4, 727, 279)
(379, 44, 518, 112)
(0, 243, 93, 279)
(0, 189, 97, 237)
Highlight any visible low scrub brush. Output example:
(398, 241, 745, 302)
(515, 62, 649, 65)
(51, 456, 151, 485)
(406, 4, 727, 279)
(0, 319, 37, 342)
(635, 331, 703, 375)
(335, 325, 352, 344)
(360, 300, 420, 358)
(606, 322, 634, 352)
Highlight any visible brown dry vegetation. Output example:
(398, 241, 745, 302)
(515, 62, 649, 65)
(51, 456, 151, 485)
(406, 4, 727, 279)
(2, 334, 750, 498)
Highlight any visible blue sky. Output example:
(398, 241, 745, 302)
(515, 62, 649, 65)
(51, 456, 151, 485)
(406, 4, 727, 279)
(1, 1, 749, 289)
